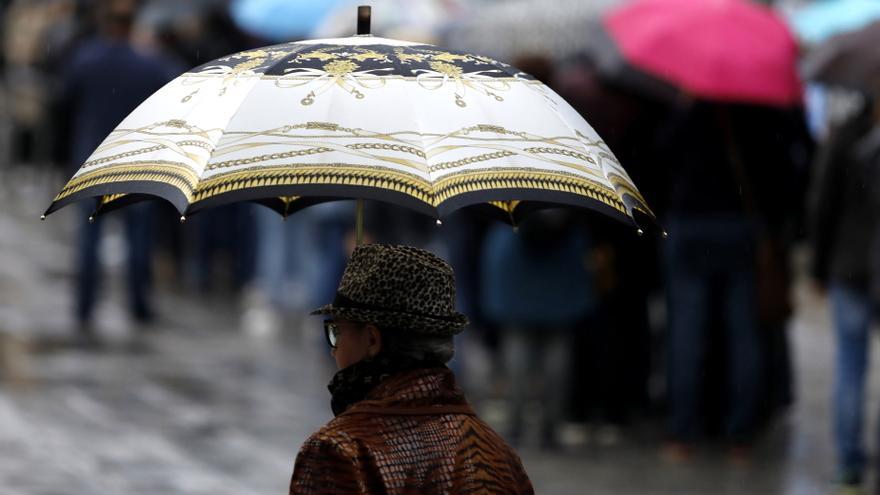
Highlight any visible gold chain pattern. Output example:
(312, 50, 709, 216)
(82, 140, 213, 170)
(346, 143, 426, 159)
(206, 147, 334, 171)
(428, 150, 516, 173)
(523, 147, 595, 164)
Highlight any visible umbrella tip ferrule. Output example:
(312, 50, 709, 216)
(40, 214, 46, 221)
(179, 215, 187, 224)
(357, 5, 371, 35)
(88, 215, 95, 224)
(436, 219, 442, 226)
(661, 230, 669, 239)
(636, 228, 645, 237)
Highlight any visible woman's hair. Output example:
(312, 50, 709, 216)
(379, 327, 455, 364)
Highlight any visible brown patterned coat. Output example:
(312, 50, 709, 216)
(290, 368, 534, 494)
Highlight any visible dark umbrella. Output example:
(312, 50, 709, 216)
(802, 20, 880, 92)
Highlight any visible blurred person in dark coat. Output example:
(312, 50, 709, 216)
(810, 96, 880, 491)
(290, 244, 533, 494)
(55, 0, 179, 340)
(554, 57, 666, 428)
(657, 100, 801, 460)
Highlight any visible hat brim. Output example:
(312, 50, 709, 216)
(311, 304, 468, 336)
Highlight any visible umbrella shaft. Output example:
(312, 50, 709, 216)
(356, 199, 364, 246)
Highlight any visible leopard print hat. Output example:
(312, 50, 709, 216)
(312, 244, 468, 335)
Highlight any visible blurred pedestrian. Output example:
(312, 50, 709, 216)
(480, 210, 597, 449)
(144, 4, 260, 296)
(4, 0, 81, 166)
(54, 0, 179, 341)
(243, 207, 321, 337)
(555, 57, 666, 428)
(809, 96, 880, 492)
(289, 244, 533, 494)
(658, 101, 770, 460)
(752, 105, 813, 423)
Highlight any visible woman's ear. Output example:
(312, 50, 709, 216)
(365, 324, 382, 357)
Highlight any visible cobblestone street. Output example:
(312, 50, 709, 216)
(1, 166, 879, 494)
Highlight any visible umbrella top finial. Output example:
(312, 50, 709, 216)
(357, 5, 371, 36)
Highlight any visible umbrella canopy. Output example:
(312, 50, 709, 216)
(786, 0, 880, 45)
(603, 0, 802, 106)
(42, 35, 654, 229)
(802, 20, 880, 92)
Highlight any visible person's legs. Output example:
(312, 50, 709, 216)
(192, 211, 217, 290)
(830, 284, 872, 485)
(874, 404, 880, 495)
(231, 204, 257, 289)
(124, 202, 154, 322)
(664, 229, 711, 443)
(721, 255, 761, 445)
(254, 205, 286, 304)
(282, 212, 320, 311)
(541, 328, 573, 446)
(502, 327, 532, 444)
(875, 404, 880, 495)
(76, 203, 102, 329)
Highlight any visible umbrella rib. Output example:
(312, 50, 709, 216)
(389, 48, 437, 210)
(189, 71, 289, 209)
(531, 91, 641, 222)
(120, 81, 239, 182)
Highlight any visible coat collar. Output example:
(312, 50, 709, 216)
(340, 367, 476, 417)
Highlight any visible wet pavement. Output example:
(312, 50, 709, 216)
(1, 164, 879, 494)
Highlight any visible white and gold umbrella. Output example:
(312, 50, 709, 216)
(43, 9, 655, 234)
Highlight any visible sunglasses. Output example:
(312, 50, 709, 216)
(323, 320, 364, 348)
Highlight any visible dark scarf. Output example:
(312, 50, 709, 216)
(328, 352, 440, 416)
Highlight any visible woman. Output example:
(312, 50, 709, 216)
(289, 244, 533, 494)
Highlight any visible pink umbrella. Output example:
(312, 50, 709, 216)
(604, 0, 802, 106)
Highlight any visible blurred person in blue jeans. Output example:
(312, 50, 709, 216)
(245, 203, 349, 336)
(657, 101, 788, 460)
(54, 0, 180, 341)
(480, 210, 597, 449)
(810, 97, 879, 491)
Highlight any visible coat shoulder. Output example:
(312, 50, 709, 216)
(301, 416, 366, 454)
